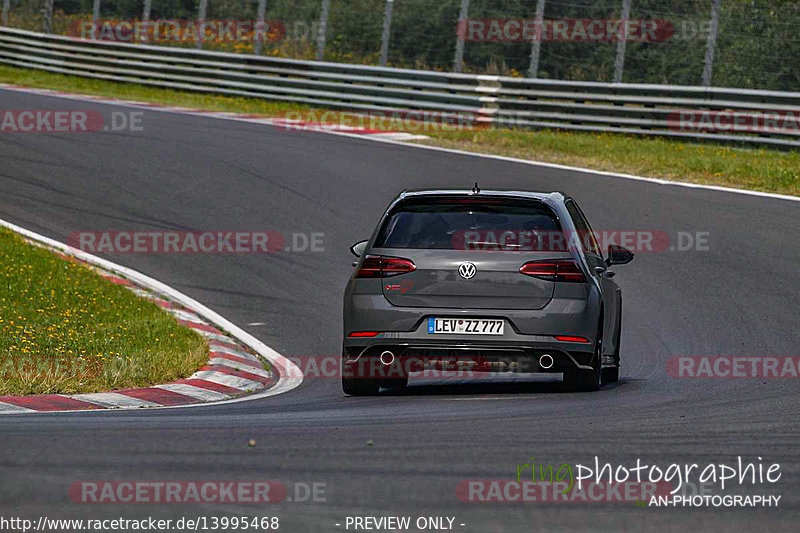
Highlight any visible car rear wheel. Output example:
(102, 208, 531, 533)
(341, 375, 381, 396)
(341, 349, 380, 396)
(602, 313, 621, 384)
(564, 323, 602, 392)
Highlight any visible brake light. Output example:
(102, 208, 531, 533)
(554, 335, 590, 343)
(519, 261, 557, 278)
(519, 259, 586, 283)
(355, 255, 416, 278)
(348, 331, 381, 338)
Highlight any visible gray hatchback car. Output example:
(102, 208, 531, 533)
(342, 187, 633, 395)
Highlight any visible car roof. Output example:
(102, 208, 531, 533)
(397, 188, 568, 203)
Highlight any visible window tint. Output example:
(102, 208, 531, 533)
(565, 200, 601, 257)
(374, 197, 562, 251)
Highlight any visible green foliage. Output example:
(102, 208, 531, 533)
(5, 0, 799, 88)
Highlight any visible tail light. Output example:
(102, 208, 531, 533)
(554, 335, 590, 343)
(519, 259, 586, 283)
(355, 255, 416, 278)
(348, 331, 381, 338)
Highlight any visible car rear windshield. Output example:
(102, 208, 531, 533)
(374, 197, 563, 251)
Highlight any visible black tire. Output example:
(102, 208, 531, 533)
(601, 365, 619, 384)
(341, 349, 380, 396)
(564, 322, 603, 392)
(602, 311, 621, 384)
(341, 375, 380, 396)
(383, 377, 409, 393)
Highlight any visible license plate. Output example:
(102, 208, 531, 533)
(428, 318, 504, 335)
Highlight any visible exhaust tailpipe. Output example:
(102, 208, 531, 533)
(380, 351, 395, 366)
(539, 354, 554, 370)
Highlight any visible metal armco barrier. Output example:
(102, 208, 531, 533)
(1, 26, 798, 149)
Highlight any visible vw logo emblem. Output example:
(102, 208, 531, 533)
(458, 261, 477, 280)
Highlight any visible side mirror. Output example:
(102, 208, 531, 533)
(606, 244, 634, 266)
(350, 240, 369, 258)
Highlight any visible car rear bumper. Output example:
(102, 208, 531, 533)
(343, 292, 601, 378)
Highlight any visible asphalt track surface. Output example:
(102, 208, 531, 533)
(0, 88, 798, 532)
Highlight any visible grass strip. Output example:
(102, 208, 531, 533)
(0, 227, 209, 395)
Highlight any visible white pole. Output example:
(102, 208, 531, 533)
(2, 0, 10, 27)
(702, 0, 721, 87)
(379, 0, 394, 66)
(142, 0, 151, 23)
(254, 0, 267, 55)
(43, 0, 54, 33)
(196, 0, 208, 49)
(316, 0, 330, 61)
(613, 0, 632, 83)
(527, 0, 546, 78)
(452, 0, 469, 72)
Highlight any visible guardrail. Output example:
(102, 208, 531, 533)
(1, 26, 799, 149)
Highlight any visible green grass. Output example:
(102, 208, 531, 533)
(1, 64, 798, 196)
(0, 227, 209, 395)
(418, 129, 800, 196)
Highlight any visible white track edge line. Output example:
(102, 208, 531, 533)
(0, 217, 303, 415)
(1, 84, 797, 204)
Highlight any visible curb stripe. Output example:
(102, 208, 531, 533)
(188, 371, 263, 391)
(209, 352, 263, 369)
(173, 378, 244, 395)
(154, 383, 229, 402)
(0, 395, 102, 412)
(179, 320, 223, 334)
(168, 309, 208, 323)
(118, 388, 202, 406)
(208, 359, 271, 378)
(201, 365, 273, 384)
(210, 340, 252, 352)
(104, 275, 132, 286)
(197, 331, 234, 343)
(210, 345, 262, 362)
(129, 287, 160, 299)
(0, 401, 35, 413)
(70, 392, 161, 409)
